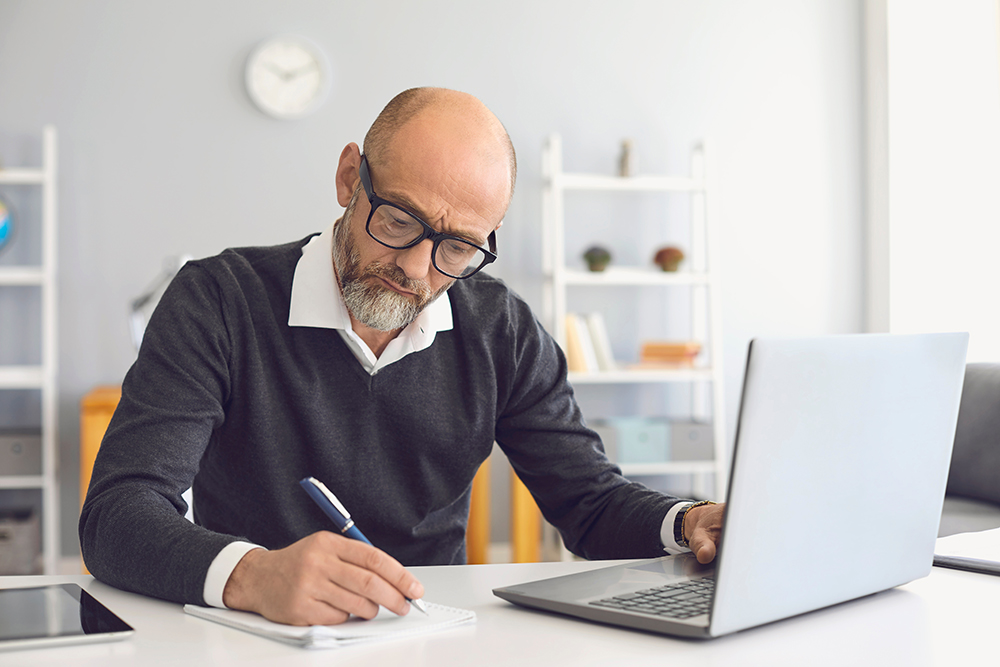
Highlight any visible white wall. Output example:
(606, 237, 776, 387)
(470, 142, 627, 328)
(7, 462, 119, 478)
(879, 0, 1000, 360)
(0, 0, 865, 556)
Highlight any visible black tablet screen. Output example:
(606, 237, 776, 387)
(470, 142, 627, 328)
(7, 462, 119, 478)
(0, 584, 132, 643)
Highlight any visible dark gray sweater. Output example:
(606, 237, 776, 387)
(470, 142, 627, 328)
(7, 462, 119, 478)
(79, 234, 681, 605)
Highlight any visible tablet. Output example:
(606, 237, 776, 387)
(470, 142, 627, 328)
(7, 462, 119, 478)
(0, 583, 134, 652)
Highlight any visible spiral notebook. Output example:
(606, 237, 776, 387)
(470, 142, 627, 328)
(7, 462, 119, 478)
(183, 601, 475, 649)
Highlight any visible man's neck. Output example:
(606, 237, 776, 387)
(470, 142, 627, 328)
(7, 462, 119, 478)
(348, 314, 402, 358)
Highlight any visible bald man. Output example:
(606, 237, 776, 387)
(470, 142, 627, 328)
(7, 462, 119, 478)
(80, 88, 723, 626)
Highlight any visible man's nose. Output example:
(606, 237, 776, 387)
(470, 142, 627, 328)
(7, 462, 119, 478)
(394, 238, 435, 281)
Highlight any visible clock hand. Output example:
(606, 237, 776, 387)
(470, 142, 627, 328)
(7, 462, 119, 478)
(285, 62, 318, 79)
(264, 63, 296, 81)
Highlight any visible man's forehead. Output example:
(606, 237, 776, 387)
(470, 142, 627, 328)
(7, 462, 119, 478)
(370, 151, 507, 233)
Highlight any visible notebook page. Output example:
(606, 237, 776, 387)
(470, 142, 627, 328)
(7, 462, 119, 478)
(935, 527, 1000, 561)
(184, 602, 475, 649)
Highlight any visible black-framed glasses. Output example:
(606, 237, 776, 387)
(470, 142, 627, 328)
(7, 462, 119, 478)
(358, 154, 498, 279)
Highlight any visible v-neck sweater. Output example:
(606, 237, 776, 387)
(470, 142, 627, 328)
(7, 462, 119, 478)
(80, 233, 682, 605)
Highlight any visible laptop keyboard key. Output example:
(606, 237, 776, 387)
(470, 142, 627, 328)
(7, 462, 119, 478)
(589, 578, 715, 619)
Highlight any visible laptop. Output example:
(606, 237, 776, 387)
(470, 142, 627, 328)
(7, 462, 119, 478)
(493, 333, 969, 638)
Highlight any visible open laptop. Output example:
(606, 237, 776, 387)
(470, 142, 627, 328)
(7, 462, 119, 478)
(493, 333, 969, 638)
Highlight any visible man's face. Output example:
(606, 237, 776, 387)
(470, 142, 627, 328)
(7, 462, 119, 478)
(332, 186, 453, 332)
(331, 108, 511, 333)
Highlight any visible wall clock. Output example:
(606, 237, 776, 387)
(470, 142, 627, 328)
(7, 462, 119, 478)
(245, 35, 332, 119)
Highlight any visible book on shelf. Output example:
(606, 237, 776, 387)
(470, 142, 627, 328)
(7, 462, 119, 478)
(631, 340, 702, 369)
(584, 312, 616, 371)
(563, 312, 616, 373)
(563, 314, 589, 372)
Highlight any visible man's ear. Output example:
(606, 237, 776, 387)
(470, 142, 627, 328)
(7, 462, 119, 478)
(335, 143, 362, 207)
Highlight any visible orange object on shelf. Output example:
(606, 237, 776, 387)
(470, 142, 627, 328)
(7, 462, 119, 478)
(79, 386, 122, 509)
(637, 340, 702, 367)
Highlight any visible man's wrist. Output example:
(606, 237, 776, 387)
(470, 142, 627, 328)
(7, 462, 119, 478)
(675, 500, 717, 548)
(661, 502, 694, 553)
(205, 541, 264, 608)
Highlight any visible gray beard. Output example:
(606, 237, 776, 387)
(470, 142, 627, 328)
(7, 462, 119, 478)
(340, 272, 424, 332)
(332, 191, 449, 332)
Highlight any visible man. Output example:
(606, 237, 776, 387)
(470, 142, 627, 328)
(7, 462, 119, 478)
(80, 88, 724, 626)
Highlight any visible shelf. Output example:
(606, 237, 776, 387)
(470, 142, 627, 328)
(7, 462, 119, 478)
(560, 268, 712, 286)
(553, 173, 705, 192)
(0, 475, 45, 490)
(0, 267, 45, 285)
(0, 365, 44, 389)
(0, 168, 46, 185)
(618, 460, 717, 476)
(568, 368, 715, 384)
(0, 126, 58, 575)
(543, 132, 728, 509)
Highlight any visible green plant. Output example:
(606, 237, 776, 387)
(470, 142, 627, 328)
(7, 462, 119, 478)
(583, 246, 612, 272)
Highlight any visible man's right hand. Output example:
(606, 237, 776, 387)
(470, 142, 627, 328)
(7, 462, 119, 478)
(221, 531, 424, 626)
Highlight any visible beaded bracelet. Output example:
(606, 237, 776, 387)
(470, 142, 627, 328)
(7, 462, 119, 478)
(674, 500, 717, 549)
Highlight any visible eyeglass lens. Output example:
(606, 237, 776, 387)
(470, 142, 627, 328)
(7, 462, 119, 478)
(369, 204, 487, 277)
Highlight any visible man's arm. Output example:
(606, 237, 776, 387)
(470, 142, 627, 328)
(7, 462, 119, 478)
(490, 287, 725, 561)
(80, 261, 422, 621)
(80, 263, 237, 604)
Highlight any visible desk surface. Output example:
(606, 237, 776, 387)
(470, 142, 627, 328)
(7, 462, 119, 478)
(2, 548, 998, 666)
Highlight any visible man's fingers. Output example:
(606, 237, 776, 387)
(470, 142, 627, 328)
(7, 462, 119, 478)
(223, 532, 425, 626)
(692, 536, 717, 564)
(325, 558, 411, 617)
(313, 579, 383, 620)
(334, 537, 424, 606)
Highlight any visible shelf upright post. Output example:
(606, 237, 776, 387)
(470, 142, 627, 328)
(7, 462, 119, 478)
(544, 135, 567, 346)
(41, 125, 60, 574)
(690, 143, 709, 421)
(704, 138, 728, 501)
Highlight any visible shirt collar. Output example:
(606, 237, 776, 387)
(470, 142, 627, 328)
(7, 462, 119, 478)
(288, 222, 453, 347)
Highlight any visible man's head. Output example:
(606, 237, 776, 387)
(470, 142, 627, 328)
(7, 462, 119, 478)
(332, 88, 516, 332)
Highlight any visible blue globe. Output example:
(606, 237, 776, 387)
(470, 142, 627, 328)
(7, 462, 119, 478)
(0, 199, 10, 250)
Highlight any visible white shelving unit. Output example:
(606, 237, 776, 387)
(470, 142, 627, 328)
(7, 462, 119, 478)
(0, 126, 59, 574)
(541, 133, 727, 500)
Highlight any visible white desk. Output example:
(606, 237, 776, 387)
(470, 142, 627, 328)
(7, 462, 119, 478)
(2, 543, 998, 666)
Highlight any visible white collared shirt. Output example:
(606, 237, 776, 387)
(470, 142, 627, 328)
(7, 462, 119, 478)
(288, 223, 454, 374)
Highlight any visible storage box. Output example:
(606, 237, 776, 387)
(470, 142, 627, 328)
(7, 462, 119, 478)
(0, 508, 42, 575)
(0, 430, 42, 476)
(596, 417, 670, 464)
(669, 421, 714, 461)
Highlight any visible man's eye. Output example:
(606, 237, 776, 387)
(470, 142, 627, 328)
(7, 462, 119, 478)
(441, 240, 475, 259)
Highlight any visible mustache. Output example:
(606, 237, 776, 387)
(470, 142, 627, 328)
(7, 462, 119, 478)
(364, 261, 432, 300)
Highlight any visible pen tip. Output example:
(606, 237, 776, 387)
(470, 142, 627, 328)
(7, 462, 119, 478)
(410, 598, 429, 615)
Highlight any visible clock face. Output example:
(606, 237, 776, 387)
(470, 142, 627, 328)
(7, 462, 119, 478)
(245, 36, 331, 119)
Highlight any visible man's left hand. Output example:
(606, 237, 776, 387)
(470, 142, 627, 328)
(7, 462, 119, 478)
(684, 502, 725, 564)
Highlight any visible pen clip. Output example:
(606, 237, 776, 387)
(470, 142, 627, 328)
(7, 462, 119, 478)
(305, 477, 352, 520)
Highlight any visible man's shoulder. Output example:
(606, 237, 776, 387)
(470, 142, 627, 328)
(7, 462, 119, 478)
(447, 273, 540, 333)
(449, 272, 528, 312)
(184, 233, 318, 285)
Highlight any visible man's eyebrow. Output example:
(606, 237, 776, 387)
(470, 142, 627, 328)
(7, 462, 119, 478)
(382, 190, 488, 247)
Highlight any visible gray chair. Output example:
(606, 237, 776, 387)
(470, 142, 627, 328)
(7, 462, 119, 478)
(939, 363, 1000, 537)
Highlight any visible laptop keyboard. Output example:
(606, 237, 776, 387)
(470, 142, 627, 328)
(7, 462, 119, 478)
(589, 577, 715, 619)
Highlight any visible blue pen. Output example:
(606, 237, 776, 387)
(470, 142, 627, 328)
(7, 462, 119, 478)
(299, 477, 428, 615)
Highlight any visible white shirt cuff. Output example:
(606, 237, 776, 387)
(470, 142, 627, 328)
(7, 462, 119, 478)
(661, 502, 695, 554)
(203, 541, 265, 608)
